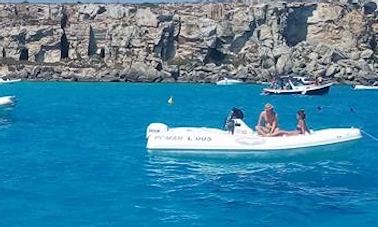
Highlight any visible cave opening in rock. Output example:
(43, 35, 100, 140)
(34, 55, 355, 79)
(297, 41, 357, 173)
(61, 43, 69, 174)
(18, 32, 26, 46)
(19, 47, 29, 61)
(282, 5, 316, 47)
(155, 62, 163, 71)
(99, 48, 105, 58)
(60, 33, 69, 59)
(61, 11, 68, 30)
(155, 24, 177, 62)
(204, 38, 227, 65)
(363, 2, 377, 14)
(35, 49, 45, 63)
(369, 34, 377, 50)
(2, 48, 5, 58)
(161, 40, 176, 62)
(88, 26, 97, 56)
(204, 48, 226, 66)
(97, 6, 107, 14)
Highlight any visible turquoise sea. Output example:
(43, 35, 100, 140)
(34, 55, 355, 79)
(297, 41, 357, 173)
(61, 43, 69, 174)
(0, 82, 377, 226)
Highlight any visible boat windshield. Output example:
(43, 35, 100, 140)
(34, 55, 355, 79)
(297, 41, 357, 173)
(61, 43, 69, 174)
(270, 75, 313, 89)
(270, 77, 293, 90)
(291, 76, 313, 85)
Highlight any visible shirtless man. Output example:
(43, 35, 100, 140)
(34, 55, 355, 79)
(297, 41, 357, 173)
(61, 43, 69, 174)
(255, 103, 279, 137)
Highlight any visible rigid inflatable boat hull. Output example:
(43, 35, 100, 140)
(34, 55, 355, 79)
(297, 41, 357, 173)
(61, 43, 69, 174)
(146, 127, 361, 152)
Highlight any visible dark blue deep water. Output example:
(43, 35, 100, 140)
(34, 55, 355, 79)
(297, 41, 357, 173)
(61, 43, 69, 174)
(0, 82, 377, 226)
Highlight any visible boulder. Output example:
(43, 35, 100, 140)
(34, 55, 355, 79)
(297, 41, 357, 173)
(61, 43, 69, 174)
(307, 3, 343, 24)
(348, 51, 360, 60)
(272, 45, 291, 58)
(325, 64, 339, 77)
(329, 49, 347, 62)
(276, 54, 292, 75)
(308, 52, 319, 61)
(258, 25, 272, 41)
(360, 49, 374, 59)
(107, 5, 130, 19)
(345, 66, 353, 74)
(180, 18, 217, 41)
(78, 4, 100, 19)
(307, 4, 364, 50)
(261, 57, 275, 69)
(135, 8, 158, 27)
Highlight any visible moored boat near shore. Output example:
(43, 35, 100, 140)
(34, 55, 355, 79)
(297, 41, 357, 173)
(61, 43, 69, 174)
(216, 77, 243, 85)
(263, 82, 333, 95)
(353, 85, 378, 90)
(0, 78, 21, 84)
(263, 76, 333, 95)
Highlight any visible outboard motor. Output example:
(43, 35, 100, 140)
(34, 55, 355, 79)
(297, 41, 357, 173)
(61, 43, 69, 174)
(146, 123, 168, 139)
(224, 108, 244, 134)
(232, 119, 254, 135)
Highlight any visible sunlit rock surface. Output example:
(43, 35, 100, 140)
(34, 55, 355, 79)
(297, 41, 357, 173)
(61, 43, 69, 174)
(0, 1, 377, 84)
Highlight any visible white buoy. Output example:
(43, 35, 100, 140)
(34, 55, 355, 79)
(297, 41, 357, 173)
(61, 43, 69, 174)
(168, 96, 174, 105)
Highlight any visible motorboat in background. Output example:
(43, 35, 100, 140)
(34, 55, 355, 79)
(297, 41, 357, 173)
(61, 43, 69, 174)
(263, 76, 333, 95)
(0, 77, 21, 84)
(353, 85, 378, 90)
(216, 77, 243, 85)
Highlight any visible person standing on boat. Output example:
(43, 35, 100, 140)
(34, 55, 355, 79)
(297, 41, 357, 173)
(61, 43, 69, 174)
(255, 103, 280, 137)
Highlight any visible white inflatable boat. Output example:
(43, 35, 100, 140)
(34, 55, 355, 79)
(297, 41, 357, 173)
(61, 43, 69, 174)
(354, 85, 378, 90)
(146, 119, 361, 152)
(0, 78, 21, 84)
(0, 96, 15, 106)
(216, 78, 243, 85)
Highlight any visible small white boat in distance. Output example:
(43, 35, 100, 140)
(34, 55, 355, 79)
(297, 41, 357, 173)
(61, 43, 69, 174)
(0, 96, 15, 106)
(216, 77, 243, 85)
(146, 119, 361, 153)
(354, 85, 378, 90)
(0, 78, 21, 84)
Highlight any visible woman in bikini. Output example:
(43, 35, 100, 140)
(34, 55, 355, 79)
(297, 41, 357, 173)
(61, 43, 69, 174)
(270, 109, 310, 136)
(293, 109, 311, 135)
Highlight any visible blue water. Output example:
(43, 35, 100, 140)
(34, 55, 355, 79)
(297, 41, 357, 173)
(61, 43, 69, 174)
(0, 82, 377, 226)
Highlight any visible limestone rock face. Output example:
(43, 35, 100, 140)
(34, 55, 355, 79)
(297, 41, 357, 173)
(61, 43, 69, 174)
(135, 8, 158, 27)
(0, 2, 377, 84)
(307, 3, 367, 50)
(106, 5, 131, 19)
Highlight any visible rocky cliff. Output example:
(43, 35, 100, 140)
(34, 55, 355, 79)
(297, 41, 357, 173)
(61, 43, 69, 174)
(0, 1, 377, 84)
